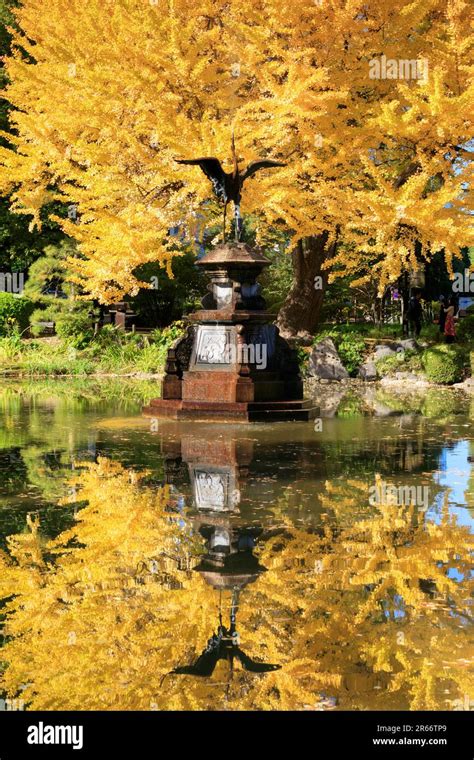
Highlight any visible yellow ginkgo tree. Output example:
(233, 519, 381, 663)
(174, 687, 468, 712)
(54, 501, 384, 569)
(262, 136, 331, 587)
(0, 0, 472, 332)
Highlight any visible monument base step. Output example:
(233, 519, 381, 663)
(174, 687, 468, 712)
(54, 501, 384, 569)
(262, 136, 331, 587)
(143, 398, 319, 422)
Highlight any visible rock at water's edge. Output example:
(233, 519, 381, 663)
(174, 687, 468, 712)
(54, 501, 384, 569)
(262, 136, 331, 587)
(358, 361, 377, 381)
(308, 338, 349, 381)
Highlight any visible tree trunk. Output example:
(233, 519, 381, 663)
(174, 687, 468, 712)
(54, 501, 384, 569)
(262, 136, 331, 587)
(276, 232, 334, 340)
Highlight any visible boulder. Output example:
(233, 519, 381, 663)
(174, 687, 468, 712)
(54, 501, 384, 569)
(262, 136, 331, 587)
(374, 344, 396, 361)
(358, 361, 377, 381)
(307, 338, 349, 380)
(398, 338, 418, 352)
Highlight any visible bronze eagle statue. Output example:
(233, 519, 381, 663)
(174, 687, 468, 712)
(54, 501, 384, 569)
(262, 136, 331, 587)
(176, 135, 286, 241)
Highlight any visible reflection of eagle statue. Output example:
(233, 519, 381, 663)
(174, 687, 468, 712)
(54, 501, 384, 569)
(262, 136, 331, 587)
(176, 135, 286, 241)
(168, 589, 281, 678)
(161, 525, 281, 690)
(170, 623, 281, 677)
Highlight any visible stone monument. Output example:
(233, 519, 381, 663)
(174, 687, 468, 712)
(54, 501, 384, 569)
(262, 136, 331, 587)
(143, 242, 317, 421)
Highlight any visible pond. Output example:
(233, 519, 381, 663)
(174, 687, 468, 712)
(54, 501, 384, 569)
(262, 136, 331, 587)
(0, 379, 472, 711)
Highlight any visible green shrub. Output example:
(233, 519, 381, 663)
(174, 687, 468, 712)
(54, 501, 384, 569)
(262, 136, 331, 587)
(420, 323, 441, 342)
(0, 293, 34, 335)
(30, 304, 59, 335)
(456, 315, 474, 343)
(55, 306, 97, 349)
(405, 350, 423, 372)
(150, 320, 186, 348)
(375, 352, 405, 376)
(30, 301, 98, 348)
(313, 328, 366, 375)
(86, 324, 122, 352)
(337, 334, 366, 376)
(421, 345, 465, 384)
(375, 349, 422, 377)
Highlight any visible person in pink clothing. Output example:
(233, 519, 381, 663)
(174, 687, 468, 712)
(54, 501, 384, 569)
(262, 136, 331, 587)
(444, 295, 457, 343)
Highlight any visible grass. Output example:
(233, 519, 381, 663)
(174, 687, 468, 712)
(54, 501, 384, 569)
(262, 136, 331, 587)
(316, 322, 405, 340)
(0, 323, 184, 377)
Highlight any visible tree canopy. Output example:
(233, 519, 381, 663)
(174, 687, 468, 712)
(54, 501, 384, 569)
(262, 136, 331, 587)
(0, 0, 472, 302)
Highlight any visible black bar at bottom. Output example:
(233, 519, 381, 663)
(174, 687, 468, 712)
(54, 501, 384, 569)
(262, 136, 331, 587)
(0, 711, 472, 758)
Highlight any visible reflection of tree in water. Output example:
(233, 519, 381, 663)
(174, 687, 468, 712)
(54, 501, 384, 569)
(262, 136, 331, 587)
(0, 448, 27, 494)
(0, 459, 472, 711)
(0, 445, 78, 548)
(247, 480, 473, 710)
(238, 430, 445, 525)
(320, 433, 442, 479)
(0, 381, 161, 506)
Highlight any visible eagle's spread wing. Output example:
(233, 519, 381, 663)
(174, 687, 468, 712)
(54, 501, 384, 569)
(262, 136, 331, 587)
(233, 647, 281, 673)
(171, 648, 220, 678)
(176, 157, 227, 201)
(241, 159, 286, 181)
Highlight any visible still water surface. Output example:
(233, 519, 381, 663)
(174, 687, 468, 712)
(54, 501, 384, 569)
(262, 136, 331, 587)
(0, 380, 472, 710)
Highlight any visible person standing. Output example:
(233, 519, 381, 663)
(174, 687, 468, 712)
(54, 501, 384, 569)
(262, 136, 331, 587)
(444, 295, 457, 343)
(407, 290, 423, 338)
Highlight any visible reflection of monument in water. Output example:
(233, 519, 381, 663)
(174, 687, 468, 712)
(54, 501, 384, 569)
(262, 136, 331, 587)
(182, 431, 252, 513)
(193, 470, 234, 511)
(161, 430, 282, 681)
(168, 522, 281, 679)
(144, 242, 317, 421)
(153, 417, 444, 528)
(159, 422, 255, 514)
